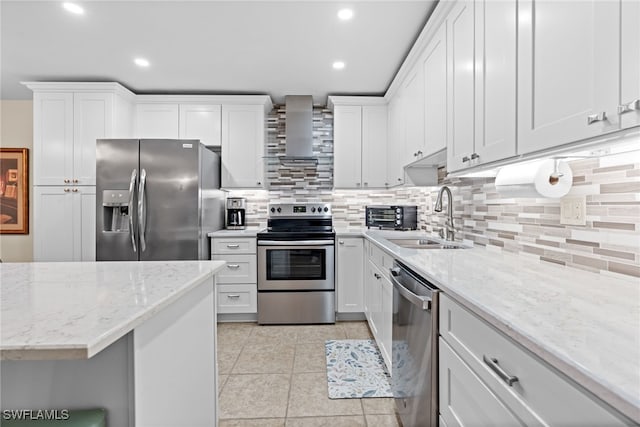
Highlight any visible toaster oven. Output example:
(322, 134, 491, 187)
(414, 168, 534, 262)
(366, 205, 418, 230)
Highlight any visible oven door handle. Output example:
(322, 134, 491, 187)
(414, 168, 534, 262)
(258, 240, 334, 246)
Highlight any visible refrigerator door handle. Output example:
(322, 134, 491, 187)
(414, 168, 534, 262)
(128, 169, 137, 253)
(138, 168, 147, 252)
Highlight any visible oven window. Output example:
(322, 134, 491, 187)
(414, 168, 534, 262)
(266, 248, 326, 280)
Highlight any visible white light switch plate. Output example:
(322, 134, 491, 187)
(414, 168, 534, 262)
(560, 196, 587, 226)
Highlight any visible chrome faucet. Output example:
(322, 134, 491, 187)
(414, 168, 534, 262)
(434, 186, 455, 241)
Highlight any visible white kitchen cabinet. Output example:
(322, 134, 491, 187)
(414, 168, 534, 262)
(379, 272, 393, 372)
(221, 104, 265, 188)
(211, 237, 257, 316)
(402, 65, 425, 164)
(620, 0, 640, 130)
(28, 84, 133, 186)
(33, 186, 95, 262)
(447, 0, 517, 172)
(333, 105, 362, 188)
(422, 24, 448, 158)
(517, 0, 621, 154)
(439, 294, 630, 426)
(134, 103, 180, 139)
(331, 99, 388, 189)
(386, 94, 406, 187)
(179, 104, 222, 147)
(336, 237, 364, 313)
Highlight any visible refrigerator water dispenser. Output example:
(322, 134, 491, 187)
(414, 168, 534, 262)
(102, 190, 130, 232)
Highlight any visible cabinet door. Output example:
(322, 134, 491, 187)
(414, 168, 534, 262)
(517, 0, 620, 154)
(73, 93, 113, 186)
(620, 0, 640, 130)
(135, 103, 179, 138)
(403, 65, 425, 163)
(446, 0, 475, 172)
(77, 186, 96, 261)
(33, 186, 75, 261)
(33, 93, 74, 186)
(179, 104, 222, 147)
(361, 105, 388, 188)
(333, 105, 363, 188)
(439, 338, 525, 427)
(221, 105, 265, 188)
(423, 24, 448, 157)
(386, 94, 406, 186)
(366, 260, 382, 339)
(474, 0, 517, 165)
(336, 238, 364, 313)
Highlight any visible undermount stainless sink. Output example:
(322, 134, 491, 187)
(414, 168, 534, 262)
(387, 238, 467, 250)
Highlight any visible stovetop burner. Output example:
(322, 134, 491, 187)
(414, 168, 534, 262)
(258, 202, 334, 240)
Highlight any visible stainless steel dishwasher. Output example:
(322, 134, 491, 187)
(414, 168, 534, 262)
(390, 260, 440, 427)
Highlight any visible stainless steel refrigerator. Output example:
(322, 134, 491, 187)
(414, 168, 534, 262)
(96, 139, 224, 261)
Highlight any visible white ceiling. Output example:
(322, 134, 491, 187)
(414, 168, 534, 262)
(1, 0, 438, 104)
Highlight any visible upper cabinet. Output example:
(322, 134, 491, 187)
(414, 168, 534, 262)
(221, 103, 267, 188)
(517, 0, 624, 154)
(402, 66, 425, 164)
(26, 82, 134, 186)
(134, 101, 222, 147)
(447, 0, 517, 172)
(330, 98, 388, 189)
(422, 24, 448, 158)
(620, 0, 640, 130)
(386, 94, 406, 187)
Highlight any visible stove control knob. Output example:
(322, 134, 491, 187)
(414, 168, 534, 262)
(311, 207, 316, 212)
(317, 206, 322, 213)
(270, 207, 275, 213)
(277, 207, 282, 213)
(324, 207, 329, 212)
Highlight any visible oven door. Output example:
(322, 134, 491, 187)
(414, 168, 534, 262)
(257, 240, 334, 291)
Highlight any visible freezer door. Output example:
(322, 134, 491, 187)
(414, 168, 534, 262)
(96, 139, 140, 261)
(139, 139, 200, 260)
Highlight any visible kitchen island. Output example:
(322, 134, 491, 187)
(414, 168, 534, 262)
(1, 260, 225, 427)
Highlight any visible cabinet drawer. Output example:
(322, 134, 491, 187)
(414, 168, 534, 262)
(217, 284, 257, 314)
(212, 254, 256, 283)
(439, 294, 628, 426)
(212, 238, 256, 254)
(368, 242, 394, 277)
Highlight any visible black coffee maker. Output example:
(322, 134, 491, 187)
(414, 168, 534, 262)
(226, 198, 246, 229)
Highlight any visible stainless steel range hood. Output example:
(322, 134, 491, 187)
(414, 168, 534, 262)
(281, 95, 317, 166)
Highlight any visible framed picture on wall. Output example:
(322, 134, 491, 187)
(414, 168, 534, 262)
(0, 148, 29, 234)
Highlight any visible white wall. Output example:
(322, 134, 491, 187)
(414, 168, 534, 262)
(0, 100, 33, 262)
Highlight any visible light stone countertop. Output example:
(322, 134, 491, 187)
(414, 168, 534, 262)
(0, 261, 226, 361)
(347, 229, 639, 422)
(208, 227, 263, 238)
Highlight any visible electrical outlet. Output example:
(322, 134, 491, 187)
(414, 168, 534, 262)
(560, 196, 586, 226)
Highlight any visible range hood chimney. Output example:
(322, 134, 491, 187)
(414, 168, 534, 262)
(282, 95, 317, 166)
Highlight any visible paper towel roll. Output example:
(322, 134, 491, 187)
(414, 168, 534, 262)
(495, 159, 573, 198)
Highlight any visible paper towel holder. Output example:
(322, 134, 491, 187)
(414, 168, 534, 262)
(549, 159, 564, 185)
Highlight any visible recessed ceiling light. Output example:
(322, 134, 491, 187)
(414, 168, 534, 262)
(333, 61, 346, 70)
(337, 8, 354, 20)
(134, 58, 150, 68)
(62, 2, 84, 15)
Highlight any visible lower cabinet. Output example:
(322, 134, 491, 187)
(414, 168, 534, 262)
(211, 237, 257, 316)
(439, 294, 630, 426)
(364, 241, 394, 373)
(33, 186, 95, 262)
(336, 237, 364, 313)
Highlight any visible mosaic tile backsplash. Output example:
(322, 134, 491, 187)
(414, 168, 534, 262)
(233, 106, 639, 279)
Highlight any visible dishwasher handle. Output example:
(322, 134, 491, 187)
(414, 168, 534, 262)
(390, 274, 432, 311)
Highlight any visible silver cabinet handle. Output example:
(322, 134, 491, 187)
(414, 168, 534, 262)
(128, 169, 137, 253)
(138, 168, 147, 252)
(483, 355, 519, 386)
(64, 179, 70, 183)
(73, 179, 79, 183)
(226, 244, 240, 248)
(373, 272, 381, 280)
(470, 153, 479, 160)
(364, 182, 368, 186)
(416, 150, 423, 156)
(72, 188, 78, 193)
(227, 264, 240, 269)
(339, 240, 345, 245)
(356, 182, 361, 186)
(226, 294, 240, 299)
(618, 99, 640, 115)
(397, 177, 402, 181)
(462, 156, 470, 162)
(587, 112, 607, 125)
(257, 181, 261, 186)
(63, 188, 70, 193)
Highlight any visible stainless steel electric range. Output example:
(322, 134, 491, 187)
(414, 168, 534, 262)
(256, 202, 335, 324)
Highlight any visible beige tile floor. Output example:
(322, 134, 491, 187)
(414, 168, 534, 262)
(217, 321, 402, 427)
